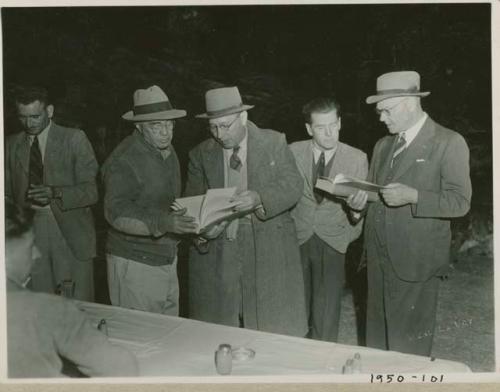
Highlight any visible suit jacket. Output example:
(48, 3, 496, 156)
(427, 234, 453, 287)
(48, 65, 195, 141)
(365, 116, 472, 281)
(184, 121, 307, 337)
(290, 140, 368, 253)
(5, 122, 98, 261)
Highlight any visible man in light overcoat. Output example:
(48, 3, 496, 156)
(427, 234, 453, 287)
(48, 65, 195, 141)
(185, 86, 307, 337)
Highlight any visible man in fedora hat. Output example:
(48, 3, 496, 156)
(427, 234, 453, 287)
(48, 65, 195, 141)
(102, 85, 198, 314)
(5, 85, 98, 301)
(184, 86, 307, 337)
(347, 71, 472, 355)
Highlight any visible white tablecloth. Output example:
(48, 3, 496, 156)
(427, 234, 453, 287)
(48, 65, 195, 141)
(77, 302, 470, 376)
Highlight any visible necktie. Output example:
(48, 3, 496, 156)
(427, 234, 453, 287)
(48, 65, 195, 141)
(314, 152, 326, 204)
(230, 146, 242, 172)
(29, 136, 44, 185)
(391, 132, 406, 168)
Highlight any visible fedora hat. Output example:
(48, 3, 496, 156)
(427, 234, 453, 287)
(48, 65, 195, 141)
(122, 85, 187, 121)
(366, 71, 430, 104)
(196, 86, 254, 119)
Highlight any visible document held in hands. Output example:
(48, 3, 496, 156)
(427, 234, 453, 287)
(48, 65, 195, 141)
(172, 188, 252, 233)
(315, 174, 385, 202)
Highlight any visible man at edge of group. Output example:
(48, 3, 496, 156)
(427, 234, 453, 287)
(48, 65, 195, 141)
(6, 199, 138, 378)
(5, 86, 98, 301)
(102, 85, 198, 315)
(184, 86, 307, 337)
(290, 97, 368, 342)
(347, 71, 472, 356)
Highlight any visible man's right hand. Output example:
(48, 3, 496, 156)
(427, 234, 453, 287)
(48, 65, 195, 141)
(163, 208, 199, 234)
(346, 190, 369, 212)
(201, 221, 228, 240)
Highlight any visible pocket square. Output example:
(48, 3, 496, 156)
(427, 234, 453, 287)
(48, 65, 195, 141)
(416, 159, 426, 162)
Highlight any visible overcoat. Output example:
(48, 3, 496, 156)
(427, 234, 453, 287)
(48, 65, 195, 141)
(365, 116, 472, 281)
(184, 121, 307, 337)
(5, 122, 98, 261)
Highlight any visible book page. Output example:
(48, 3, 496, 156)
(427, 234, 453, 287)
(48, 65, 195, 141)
(200, 187, 238, 226)
(332, 174, 386, 192)
(172, 195, 204, 226)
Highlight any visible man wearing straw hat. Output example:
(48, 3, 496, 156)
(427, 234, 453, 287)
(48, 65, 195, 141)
(347, 71, 472, 355)
(185, 86, 307, 337)
(102, 85, 198, 315)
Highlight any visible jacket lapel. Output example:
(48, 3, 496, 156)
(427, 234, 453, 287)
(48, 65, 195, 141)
(43, 122, 60, 184)
(247, 123, 264, 190)
(392, 117, 435, 181)
(327, 142, 346, 179)
(378, 137, 397, 185)
(203, 138, 225, 189)
(297, 141, 314, 191)
(15, 134, 30, 176)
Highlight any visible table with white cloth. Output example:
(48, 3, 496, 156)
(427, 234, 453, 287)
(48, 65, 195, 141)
(76, 301, 471, 376)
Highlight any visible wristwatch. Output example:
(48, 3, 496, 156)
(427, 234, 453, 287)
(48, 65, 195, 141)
(51, 186, 63, 200)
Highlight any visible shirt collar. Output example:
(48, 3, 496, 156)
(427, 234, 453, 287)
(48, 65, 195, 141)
(312, 141, 337, 165)
(402, 112, 427, 146)
(223, 128, 248, 164)
(27, 120, 51, 145)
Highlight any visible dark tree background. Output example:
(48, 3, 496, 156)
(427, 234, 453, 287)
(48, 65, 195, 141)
(2, 4, 492, 187)
(2, 4, 493, 314)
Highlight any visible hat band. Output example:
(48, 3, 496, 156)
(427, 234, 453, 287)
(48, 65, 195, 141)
(376, 87, 420, 95)
(206, 103, 245, 117)
(134, 101, 173, 115)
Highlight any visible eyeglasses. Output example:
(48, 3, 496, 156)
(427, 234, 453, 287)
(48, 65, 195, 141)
(208, 115, 240, 134)
(375, 98, 407, 117)
(145, 120, 175, 133)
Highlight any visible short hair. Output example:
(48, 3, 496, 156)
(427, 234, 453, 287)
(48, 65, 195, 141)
(302, 97, 341, 124)
(5, 199, 33, 239)
(14, 86, 51, 107)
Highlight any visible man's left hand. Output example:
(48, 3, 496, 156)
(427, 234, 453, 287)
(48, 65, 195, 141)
(380, 183, 418, 207)
(230, 190, 261, 212)
(27, 184, 53, 206)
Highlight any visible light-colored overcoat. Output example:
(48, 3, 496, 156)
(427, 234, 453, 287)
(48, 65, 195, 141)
(184, 121, 307, 337)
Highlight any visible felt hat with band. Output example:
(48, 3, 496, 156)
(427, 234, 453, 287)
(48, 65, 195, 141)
(122, 85, 187, 121)
(196, 86, 254, 119)
(366, 71, 430, 104)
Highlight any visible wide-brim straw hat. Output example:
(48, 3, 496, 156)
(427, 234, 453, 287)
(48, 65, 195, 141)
(196, 86, 254, 119)
(122, 85, 187, 121)
(366, 71, 430, 104)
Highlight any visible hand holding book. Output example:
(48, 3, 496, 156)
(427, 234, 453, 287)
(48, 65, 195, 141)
(315, 174, 386, 203)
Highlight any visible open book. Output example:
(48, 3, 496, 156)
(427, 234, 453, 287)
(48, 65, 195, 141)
(315, 174, 385, 202)
(172, 188, 253, 234)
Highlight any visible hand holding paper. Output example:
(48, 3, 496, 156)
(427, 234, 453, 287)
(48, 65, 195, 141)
(380, 183, 418, 207)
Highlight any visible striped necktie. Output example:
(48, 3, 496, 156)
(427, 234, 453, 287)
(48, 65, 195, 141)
(29, 135, 44, 185)
(230, 146, 242, 172)
(391, 132, 406, 168)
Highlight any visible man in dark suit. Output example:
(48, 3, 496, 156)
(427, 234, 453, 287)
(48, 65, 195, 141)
(347, 71, 472, 356)
(290, 97, 368, 342)
(185, 86, 307, 337)
(5, 86, 98, 301)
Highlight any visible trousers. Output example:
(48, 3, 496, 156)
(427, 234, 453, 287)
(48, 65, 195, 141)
(107, 253, 179, 315)
(31, 209, 94, 301)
